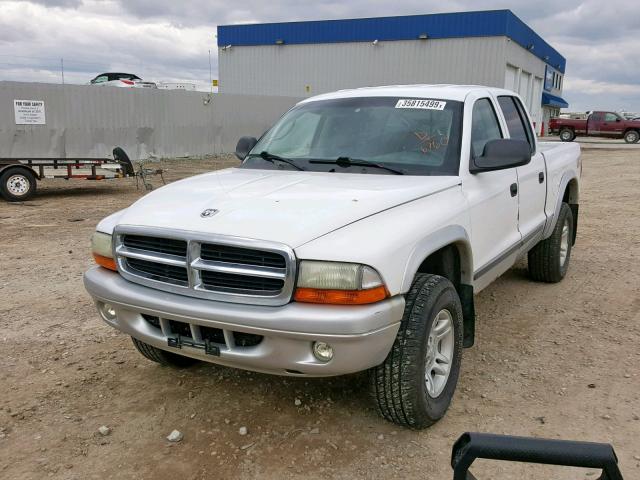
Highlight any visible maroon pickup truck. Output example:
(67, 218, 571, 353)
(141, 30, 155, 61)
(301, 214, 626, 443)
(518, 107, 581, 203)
(549, 112, 640, 143)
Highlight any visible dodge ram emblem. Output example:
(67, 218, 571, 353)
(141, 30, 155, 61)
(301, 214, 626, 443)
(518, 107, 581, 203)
(200, 208, 219, 218)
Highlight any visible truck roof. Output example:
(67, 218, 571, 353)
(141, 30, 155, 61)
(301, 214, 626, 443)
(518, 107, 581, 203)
(299, 84, 515, 103)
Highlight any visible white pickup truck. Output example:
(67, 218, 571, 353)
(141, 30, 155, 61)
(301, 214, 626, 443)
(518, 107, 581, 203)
(84, 85, 581, 429)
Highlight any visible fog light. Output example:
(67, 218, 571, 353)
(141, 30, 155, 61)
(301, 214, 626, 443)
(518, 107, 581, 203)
(97, 302, 117, 322)
(312, 342, 334, 362)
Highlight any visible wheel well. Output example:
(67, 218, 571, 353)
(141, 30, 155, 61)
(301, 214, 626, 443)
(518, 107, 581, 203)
(0, 164, 40, 180)
(624, 128, 639, 134)
(562, 179, 579, 245)
(415, 244, 475, 348)
(415, 244, 461, 288)
(563, 178, 579, 204)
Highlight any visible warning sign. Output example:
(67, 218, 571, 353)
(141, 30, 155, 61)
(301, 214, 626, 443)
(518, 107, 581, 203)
(14, 99, 46, 125)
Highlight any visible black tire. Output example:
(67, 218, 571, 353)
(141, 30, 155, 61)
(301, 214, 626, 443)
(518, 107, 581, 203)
(0, 167, 37, 202)
(528, 202, 574, 283)
(559, 128, 575, 142)
(131, 337, 199, 368)
(623, 130, 639, 144)
(370, 274, 463, 429)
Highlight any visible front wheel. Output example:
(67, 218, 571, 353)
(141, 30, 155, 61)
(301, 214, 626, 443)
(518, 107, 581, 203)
(370, 274, 463, 429)
(0, 167, 37, 202)
(624, 130, 639, 144)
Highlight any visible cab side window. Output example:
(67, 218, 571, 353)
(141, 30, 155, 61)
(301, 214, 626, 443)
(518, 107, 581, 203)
(604, 113, 619, 122)
(471, 98, 503, 159)
(91, 75, 108, 84)
(498, 96, 535, 152)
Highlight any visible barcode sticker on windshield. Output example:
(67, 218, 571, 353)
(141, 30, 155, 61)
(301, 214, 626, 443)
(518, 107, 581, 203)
(395, 99, 446, 110)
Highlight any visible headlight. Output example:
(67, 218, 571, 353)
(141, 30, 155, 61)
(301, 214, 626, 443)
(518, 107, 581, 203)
(91, 231, 117, 271)
(294, 261, 387, 305)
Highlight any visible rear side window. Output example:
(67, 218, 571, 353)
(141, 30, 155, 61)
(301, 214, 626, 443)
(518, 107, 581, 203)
(498, 96, 535, 152)
(471, 98, 503, 158)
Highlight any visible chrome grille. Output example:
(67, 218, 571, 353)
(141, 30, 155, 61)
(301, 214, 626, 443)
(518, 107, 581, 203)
(200, 243, 286, 268)
(114, 226, 296, 306)
(123, 235, 187, 257)
(199, 270, 285, 293)
(126, 257, 189, 285)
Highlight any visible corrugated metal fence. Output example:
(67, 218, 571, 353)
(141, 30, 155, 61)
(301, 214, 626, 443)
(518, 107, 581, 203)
(0, 81, 301, 160)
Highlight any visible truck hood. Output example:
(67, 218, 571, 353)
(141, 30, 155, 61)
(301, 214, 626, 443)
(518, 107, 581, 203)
(117, 168, 461, 248)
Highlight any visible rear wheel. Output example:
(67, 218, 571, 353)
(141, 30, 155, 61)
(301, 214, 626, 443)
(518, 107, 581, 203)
(0, 167, 37, 202)
(370, 274, 463, 429)
(131, 337, 199, 368)
(559, 128, 575, 142)
(528, 202, 574, 283)
(624, 130, 639, 144)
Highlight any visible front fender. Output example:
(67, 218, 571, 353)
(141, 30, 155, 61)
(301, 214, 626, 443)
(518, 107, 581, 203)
(400, 225, 473, 293)
(294, 185, 471, 296)
(97, 209, 128, 234)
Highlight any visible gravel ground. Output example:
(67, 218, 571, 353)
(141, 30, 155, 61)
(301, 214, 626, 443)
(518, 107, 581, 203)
(0, 149, 638, 479)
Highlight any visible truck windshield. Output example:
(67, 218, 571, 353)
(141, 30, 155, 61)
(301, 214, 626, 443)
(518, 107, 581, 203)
(243, 97, 463, 176)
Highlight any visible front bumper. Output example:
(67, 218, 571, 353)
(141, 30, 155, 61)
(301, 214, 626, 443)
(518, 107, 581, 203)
(83, 267, 404, 376)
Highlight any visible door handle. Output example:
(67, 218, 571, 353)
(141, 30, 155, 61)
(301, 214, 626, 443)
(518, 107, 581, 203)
(510, 183, 518, 197)
(539, 172, 545, 183)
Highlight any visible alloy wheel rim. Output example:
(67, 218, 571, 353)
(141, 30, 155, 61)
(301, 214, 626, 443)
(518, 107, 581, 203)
(559, 218, 570, 267)
(6, 175, 29, 196)
(424, 309, 455, 398)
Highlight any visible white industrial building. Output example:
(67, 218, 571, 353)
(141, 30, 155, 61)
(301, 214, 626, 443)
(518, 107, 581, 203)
(217, 10, 568, 134)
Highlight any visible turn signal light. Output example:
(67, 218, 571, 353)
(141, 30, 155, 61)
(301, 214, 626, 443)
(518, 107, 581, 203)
(294, 286, 387, 305)
(93, 253, 117, 271)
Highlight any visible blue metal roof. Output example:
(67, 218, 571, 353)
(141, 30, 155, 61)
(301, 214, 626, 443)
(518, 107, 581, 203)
(217, 10, 566, 73)
(542, 92, 569, 108)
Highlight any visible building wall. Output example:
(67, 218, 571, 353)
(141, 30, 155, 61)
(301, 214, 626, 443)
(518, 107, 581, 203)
(219, 34, 557, 132)
(219, 36, 508, 97)
(502, 38, 547, 130)
(0, 82, 300, 160)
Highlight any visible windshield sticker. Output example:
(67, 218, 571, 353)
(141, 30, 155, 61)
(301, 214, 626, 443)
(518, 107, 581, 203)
(395, 99, 446, 110)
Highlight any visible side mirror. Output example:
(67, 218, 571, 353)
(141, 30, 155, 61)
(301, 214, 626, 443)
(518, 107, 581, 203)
(235, 136, 258, 160)
(616, 118, 621, 122)
(470, 139, 531, 174)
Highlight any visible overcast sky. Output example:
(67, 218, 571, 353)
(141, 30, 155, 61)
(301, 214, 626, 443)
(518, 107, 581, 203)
(1, 0, 638, 112)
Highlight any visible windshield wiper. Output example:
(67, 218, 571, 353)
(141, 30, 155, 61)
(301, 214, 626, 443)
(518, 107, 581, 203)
(247, 151, 305, 171)
(309, 157, 404, 175)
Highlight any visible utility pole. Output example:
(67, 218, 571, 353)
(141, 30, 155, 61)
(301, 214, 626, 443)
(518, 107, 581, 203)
(208, 50, 212, 93)
(61, 58, 65, 85)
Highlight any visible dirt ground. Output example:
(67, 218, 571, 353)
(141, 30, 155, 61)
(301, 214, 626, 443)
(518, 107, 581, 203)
(0, 149, 638, 480)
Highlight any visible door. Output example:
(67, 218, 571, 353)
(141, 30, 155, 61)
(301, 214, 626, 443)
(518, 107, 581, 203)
(587, 112, 603, 136)
(497, 95, 547, 243)
(504, 64, 518, 91)
(601, 112, 625, 138)
(518, 71, 531, 108)
(463, 97, 521, 281)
